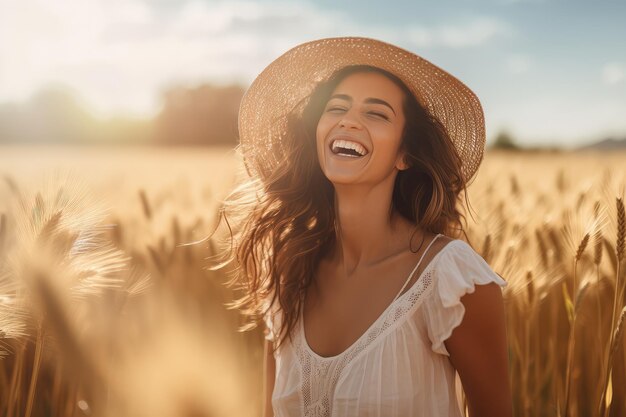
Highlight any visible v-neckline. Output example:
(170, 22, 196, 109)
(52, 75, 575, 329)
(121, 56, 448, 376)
(300, 236, 456, 362)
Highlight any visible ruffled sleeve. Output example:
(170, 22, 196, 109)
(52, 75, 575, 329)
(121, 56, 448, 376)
(423, 239, 507, 356)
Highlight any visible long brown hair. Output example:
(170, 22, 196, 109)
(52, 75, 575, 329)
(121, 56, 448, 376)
(211, 65, 475, 352)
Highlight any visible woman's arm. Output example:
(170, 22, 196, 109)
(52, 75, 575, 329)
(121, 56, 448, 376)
(445, 282, 513, 417)
(263, 338, 276, 417)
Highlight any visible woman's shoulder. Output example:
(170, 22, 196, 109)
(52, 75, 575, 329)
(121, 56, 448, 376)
(431, 236, 507, 291)
(434, 236, 484, 262)
(426, 234, 465, 265)
(433, 234, 457, 252)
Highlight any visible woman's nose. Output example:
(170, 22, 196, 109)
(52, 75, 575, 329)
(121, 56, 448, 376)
(339, 113, 362, 129)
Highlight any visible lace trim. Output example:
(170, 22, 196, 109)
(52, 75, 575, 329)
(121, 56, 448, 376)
(294, 240, 458, 416)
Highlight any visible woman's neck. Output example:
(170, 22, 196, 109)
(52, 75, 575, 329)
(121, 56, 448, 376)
(330, 183, 421, 276)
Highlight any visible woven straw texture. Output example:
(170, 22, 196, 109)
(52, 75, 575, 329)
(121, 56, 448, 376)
(238, 37, 485, 184)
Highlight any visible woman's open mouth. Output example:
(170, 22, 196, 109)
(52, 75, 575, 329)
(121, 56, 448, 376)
(329, 138, 369, 159)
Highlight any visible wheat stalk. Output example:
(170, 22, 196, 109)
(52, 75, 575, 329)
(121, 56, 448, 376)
(575, 233, 589, 264)
(0, 171, 132, 416)
(610, 307, 626, 359)
(599, 307, 626, 417)
(607, 198, 625, 347)
(525, 270, 535, 307)
(24, 324, 44, 417)
(138, 189, 152, 220)
(599, 197, 625, 417)
(29, 270, 106, 412)
(594, 202, 604, 266)
(481, 233, 492, 263)
(0, 212, 6, 254)
(535, 228, 549, 268)
(563, 232, 590, 415)
(617, 197, 625, 262)
(548, 226, 563, 264)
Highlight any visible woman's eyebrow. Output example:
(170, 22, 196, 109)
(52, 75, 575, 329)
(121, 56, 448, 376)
(329, 94, 396, 116)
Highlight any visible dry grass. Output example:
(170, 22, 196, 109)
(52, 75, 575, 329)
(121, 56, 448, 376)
(0, 146, 625, 416)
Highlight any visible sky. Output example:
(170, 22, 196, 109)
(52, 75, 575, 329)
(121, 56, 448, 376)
(1, 0, 626, 148)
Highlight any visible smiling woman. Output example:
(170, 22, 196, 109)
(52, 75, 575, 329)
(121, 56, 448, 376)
(213, 37, 512, 417)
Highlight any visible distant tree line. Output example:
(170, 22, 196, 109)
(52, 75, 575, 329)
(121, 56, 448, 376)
(490, 130, 520, 150)
(153, 84, 243, 146)
(1, 86, 581, 151)
(0, 83, 245, 146)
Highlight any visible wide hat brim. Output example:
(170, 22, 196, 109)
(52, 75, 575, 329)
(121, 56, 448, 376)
(238, 36, 486, 184)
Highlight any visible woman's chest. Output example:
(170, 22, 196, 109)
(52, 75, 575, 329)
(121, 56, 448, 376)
(303, 253, 431, 359)
(302, 278, 397, 359)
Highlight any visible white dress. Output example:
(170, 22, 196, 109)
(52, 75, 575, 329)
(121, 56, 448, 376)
(263, 235, 507, 417)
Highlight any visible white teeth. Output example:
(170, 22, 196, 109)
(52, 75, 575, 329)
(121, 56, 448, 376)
(331, 139, 368, 157)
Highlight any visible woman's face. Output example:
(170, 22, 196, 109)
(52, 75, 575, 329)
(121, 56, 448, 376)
(316, 71, 408, 186)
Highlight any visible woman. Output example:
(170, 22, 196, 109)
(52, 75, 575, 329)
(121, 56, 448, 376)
(217, 37, 512, 417)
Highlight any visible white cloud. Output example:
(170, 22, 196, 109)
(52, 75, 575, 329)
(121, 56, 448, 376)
(406, 17, 511, 48)
(0, 0, 351, 117)
(506, 54, 532, 74)
(406, 27, 435, 47)
(602, 63, 625, 85)
(438, 17, 510, 48)
(0, 0, 510, 118)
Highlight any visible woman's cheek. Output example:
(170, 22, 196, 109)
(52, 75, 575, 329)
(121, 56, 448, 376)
(316, 116, 332, 138)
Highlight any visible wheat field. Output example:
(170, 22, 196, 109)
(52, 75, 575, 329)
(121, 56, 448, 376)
(0, 145, 625, 417)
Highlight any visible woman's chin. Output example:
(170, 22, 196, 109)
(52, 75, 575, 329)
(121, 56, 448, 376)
(323, 170, 364, 185)
(318, 151, 372, 183)
(322, 163, 363, 181)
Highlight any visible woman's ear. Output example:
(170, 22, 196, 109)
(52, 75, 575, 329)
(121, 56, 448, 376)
(395, 150, 410, 171)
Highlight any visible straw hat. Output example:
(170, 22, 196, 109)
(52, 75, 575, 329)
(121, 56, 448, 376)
(238, 36, 486, 184)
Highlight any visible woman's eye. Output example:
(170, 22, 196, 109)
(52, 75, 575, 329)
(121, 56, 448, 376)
(368, 111, 389, 120)
(326, 106, 346, 113)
